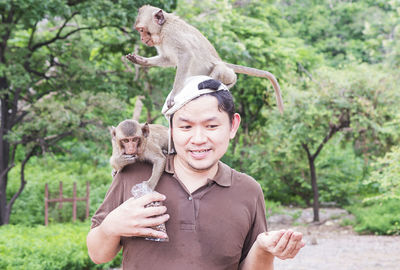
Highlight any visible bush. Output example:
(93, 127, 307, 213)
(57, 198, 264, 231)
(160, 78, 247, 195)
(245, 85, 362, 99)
(0, 222, 122, 269)
(347, 198, 400, 235)
(8, 155, 113, 225)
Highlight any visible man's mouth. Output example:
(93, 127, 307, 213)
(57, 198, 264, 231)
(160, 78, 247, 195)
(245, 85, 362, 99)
(189, 149, 211, 158)
(190, 149, 210, 153)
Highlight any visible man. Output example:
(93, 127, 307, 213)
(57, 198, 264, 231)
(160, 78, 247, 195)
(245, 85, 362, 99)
(87, 76, 304, 269)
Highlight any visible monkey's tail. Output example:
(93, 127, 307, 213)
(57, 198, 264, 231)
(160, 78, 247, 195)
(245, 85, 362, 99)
(226, 63, 284, 114)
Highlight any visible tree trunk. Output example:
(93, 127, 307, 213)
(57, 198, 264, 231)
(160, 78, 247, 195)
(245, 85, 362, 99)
(0, 93, 10, 225)
(302, 143, 320, 222)
(308, 157, 320, 222)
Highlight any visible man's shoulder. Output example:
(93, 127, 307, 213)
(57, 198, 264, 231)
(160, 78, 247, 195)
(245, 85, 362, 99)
(219, 161, 261, 190)
(115, 161, 154, 180)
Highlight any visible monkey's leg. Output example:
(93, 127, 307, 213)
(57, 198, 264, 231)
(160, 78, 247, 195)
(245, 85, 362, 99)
(167, 53, 194, 107)
(210, 62, 237, 88)
(146, 156, 167, 191)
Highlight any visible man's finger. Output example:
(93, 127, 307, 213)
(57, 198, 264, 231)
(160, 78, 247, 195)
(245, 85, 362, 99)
(142, 204, 168, 217)
(264, 230, 286, 245)
(286, 232, 303, 256)
(132, 227, 169, 239)
(141, 214, 170, 228)
(133, 192, 166, 206)
(274, 229, 293, 253)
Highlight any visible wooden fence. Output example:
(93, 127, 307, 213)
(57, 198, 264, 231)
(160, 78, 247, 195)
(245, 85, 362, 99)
(44, 181, 90, 226)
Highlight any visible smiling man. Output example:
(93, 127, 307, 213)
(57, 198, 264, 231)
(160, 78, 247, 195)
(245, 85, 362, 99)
(87, 76, 304, 270)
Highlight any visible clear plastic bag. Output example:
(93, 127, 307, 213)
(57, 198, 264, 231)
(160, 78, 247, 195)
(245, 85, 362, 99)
(131, 182, 169, 242)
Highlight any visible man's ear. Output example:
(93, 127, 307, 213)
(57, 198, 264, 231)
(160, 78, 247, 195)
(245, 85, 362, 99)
(229, 113, 241, 139)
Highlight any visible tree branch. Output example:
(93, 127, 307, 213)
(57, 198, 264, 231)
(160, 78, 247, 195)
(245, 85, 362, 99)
(302, 143, 312, 161)
(9, 87, 22, 126)
(6, 146, 36, 213)
(28, 22, 38, 49)
(311, 109, 350, 160)
(30, 12, 96, 51)
(0, 163, 15, 179)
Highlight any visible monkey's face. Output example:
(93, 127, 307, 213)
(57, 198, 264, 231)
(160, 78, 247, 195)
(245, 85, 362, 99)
(120, 136, 141, 156)
(136, 26, 156, 47)
(135, 6, 165, 46)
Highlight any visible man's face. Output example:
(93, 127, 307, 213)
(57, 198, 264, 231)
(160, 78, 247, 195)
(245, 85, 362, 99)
(171, 95, 240, 172)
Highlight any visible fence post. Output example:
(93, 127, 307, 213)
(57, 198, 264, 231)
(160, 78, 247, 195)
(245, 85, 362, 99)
(58, 181, 63, 209)
(86, 181, 90, 219)
(72, 182, 77, 222)
(45, 183, 49, 226)
(44, 181, 90, 225)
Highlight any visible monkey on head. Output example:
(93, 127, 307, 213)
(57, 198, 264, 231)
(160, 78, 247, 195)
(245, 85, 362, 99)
(110, 119, 168, 191)
(126, 5, 284, 112)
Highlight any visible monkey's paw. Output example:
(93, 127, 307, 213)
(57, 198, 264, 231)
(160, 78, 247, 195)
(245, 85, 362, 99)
(167, 98, 175, 109)
(126, 53, 148, 65)
(119, 154, 137, 166)
(122, 154, 137, 160)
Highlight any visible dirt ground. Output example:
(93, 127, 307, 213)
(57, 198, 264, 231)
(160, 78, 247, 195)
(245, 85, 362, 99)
(268, 207, 400, 270)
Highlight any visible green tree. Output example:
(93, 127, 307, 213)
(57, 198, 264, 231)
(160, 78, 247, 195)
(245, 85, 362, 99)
(0, 0, 176, 225)
(278, 0, 400, 67)
(272, 64, 399, 221)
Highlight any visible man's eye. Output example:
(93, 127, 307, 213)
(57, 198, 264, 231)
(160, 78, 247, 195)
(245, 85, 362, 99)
(180, 125, 191, 130)
(207, 125, 218, 129)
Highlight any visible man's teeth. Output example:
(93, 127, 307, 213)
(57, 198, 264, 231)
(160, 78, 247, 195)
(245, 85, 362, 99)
(191, 150, 209, 153)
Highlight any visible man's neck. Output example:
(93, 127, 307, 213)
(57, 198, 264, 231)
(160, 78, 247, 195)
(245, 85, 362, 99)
(173, 156, 219, 193)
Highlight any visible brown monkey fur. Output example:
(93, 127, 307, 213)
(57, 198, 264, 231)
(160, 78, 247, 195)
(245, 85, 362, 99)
(110, 119, 168, 190)
(126, 5, 284, 113)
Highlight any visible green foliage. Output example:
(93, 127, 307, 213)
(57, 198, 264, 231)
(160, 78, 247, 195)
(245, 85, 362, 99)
(278, 0, 400, 67)
(177, 0, 323, 131)
(225, 63, 399, 209)
(348, 199, 400, 235)
(8, 155, 112, 225)
(0, 222, 122, 269)
(363, 145, 400, 201)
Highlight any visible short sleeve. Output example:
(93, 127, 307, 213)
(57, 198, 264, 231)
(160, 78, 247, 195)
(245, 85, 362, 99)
(239, 185, 268, 262)
(91, 174, 125, 229)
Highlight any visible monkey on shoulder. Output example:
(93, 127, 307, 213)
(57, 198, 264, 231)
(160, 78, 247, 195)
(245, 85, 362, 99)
(127, 5, 284, 113)
(110, 119, 168, 191)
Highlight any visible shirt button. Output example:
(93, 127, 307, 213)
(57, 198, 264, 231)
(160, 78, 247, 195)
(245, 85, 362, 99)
(188, 196, 193, 201)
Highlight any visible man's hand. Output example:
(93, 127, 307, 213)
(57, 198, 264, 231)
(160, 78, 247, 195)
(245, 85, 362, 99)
(256, 229, 305, 260)
(99, 192, 169, 240)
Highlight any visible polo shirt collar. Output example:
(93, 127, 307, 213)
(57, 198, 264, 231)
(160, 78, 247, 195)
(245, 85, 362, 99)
(165, 154, 232, 187)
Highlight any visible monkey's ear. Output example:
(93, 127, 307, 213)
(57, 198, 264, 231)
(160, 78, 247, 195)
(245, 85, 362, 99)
(153, 9, 166, 25)
(142, 123, 150, 138)
(110, 126, 116, 138)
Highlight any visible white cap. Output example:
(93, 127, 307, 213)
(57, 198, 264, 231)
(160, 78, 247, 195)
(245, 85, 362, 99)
(162, 75, 229, 119)
(161, 75, 230, 154)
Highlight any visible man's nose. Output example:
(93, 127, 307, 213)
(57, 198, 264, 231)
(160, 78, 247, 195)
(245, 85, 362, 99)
(191, 127, 207, 144)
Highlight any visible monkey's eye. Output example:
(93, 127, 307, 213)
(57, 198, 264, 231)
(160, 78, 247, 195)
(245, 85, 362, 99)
(121, 139, 129, 144)
(133, 137, 140, 142)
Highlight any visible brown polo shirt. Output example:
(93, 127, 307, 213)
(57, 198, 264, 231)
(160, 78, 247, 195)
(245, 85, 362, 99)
(91, 157, 268, 270)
